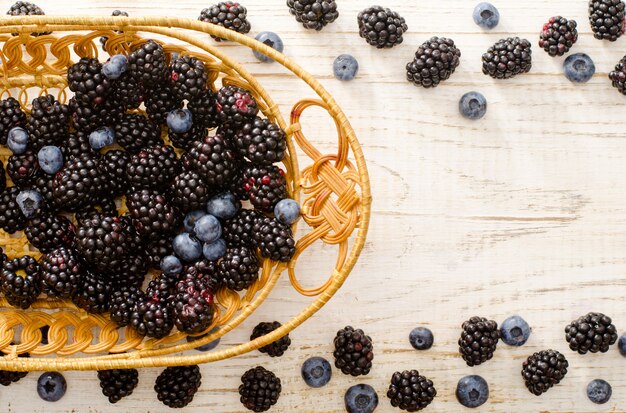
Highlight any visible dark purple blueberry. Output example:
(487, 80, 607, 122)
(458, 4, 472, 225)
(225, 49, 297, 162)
(37, 372, 67, 402)
(301, 357, 332, 388)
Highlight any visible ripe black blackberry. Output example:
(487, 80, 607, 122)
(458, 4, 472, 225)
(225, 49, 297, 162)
(187, 90, 220, 129)
(564, 312, 618, 354)
(155, 365, 202, 408)
(239, 366, 281, 412)
(228, 168, 249, 201)
(217, 246, 259, 291)
(589, 0, 625, 41)
(357, 5, 407, 48)
(250, 321, 291, 357)
(130, 293, 174, 338)
(52, 155, 105, 212)
(458, 316, 499, 366)
(32, 174, 56, 212)
(609, 55, 626, 95)
(539, 17, 578, 57)
(173, 275, 215, 334)
(128, 40, 168, 86)
(0, 351, 29, 385)
(74, 197, 118, 227)
(0, 256, 41, 309)
(67, 57, 112, 105)
(39, 247, 83, 298)
(111, 254, 148, 289)
(101, 150, 131, 196)
(62, 132, 97, 160)
(97, 368, 139, 404)
(69, 97, 124, 134)
(167, 170, 211, 213)
(169, 55, 208, 100)
(522, 349, 568, 395)
(482, 37, 532, 79)
(145, 86, 183, 126)
(111, 72, 144, 109)
(0, 186, 27, 233)
(287, 0, 339, 31)
(168, 123, 208, 151)
(72, 270, 111, 313)
(144, 235, 175, 269)
(99, 9, 129, 51)
(182, 259, 219, 286)
(26, 95, 70, 149)
(109, 286, 144, 328)
(126, 145, 180, 190)
(25, 214, 75, 253)
(184, 133, 237, 187)
(114, 113, 163, 154)
(254, 218, 296, 262)
(222, 209, 260, 248)
(6, 1, 50, 36)
(0, 248, 5, 268)
(243, 164, 287, 213)
(199, 2, 251, 41)
(387, 370, 436, 412)
(0, 97, 26, 144)
(333, 326, 374, 376)
(406, 37, 461, 88)
(6, 150, 41, 188)
(216, 86, 259, 127)
(234, 117, 286, 165)
(75, 214, 134, 272)
(126, 190, 182, 240)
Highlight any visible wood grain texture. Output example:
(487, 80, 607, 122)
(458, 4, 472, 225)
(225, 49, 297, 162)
(3, 0, 626, 411)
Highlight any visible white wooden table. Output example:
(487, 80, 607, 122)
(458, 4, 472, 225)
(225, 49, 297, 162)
(5, 0, 626, 411)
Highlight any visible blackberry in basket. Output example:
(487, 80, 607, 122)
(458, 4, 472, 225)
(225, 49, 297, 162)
(62, 131, 97, 160)
(0, 97, 26, 144)
(239, 366, 281, 412)
(287, 0, 339, 31)
(126, 189, 182, 240)
(173, 274, 215, 334)
(51, 155, 105, 212)
(169, 55, 208, 100)
(130, 292, 174, 338)
(6, 150, 41, 188)
(0, 186, 27, 233)
(184, 133, 238, 187)
(539, 16, 578, 57)
(222, 209, 261, 248)
(169, 123, 208, 151)
(27, 95, 70, 149)
(39, 247, 83, 298)
(564, 312, 618, 354)
(126, 145, 180, 190)
(216, 85, 259, 127)
(97, 367, 139, 404)
(387, 370, 436, 411)
(67, 57, 112, 106)
(458, 316, 500, 366)
(254, 218, 296, 262)
(217, 246, 259, 291)
(114, 113, 163, 154)
(72, 270, 112, 314)
(25, 214, 75, 253)
(250, 321, 291, 357)
(234, 117, 286, 165)
(6, 1, 51, 36)
(199, 2, 252, 41)
(522, 349, 568, 395)
(167, 170, 212, 213)
(0, 255, 42, 309)
(145, 86, 183, 126)
(155, 365, 202, 408)
(406, 37, 461, 88)
(75, 214, 134, 272)
(101, 150, 131, 196)
(0, 162, 5, 193)
(589, 0, 625, 41)
(70, 97, 123, 134)
(182, 258, 219, 286)
(187, 90, 220, 129)
(109, 286, 145, 328)
(482, 37, 532, 79)
(357, 5, 408, 48)
(243, 164, 287, 213)
(128, 40, 168, 86)
(144, 234, 175, 269)
(74, 197, 118, 227)
(333, 326, 374, 376)
(111, 254, 148, 289)
(111, 72, 144, 109)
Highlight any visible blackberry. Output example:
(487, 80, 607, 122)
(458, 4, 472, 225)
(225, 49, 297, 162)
(250, 321, 291, 357)
(199, 2, 251, 41)
(126, 190, 182, 240)
(39, 247, 83, 298)
(254, 218, 295, 262)
(62, 132, 97, 160)
(228, 167, 249, 201)
(458, 316, 500, 366)
(99, 9, 129, 51)
(239, 366, 281, 412)
(144, 235, 175, 269)
(6, 150, 41, 188)
(0, 256, 41, 309)
(74, 197, 118, 227)
(155, 365, 202, 408)
(564, 312, 618, 354)
(109, 286, 144, 328)
(6, 1, 50, 36)
(52, 155, 105, 212)
(169, 55, 208, 100)
(114, 113, 163, 154)
(539, 17, 578, 57)
(183, 259, 219, 287)
(0, 186, 27, 233)
(111, 72, 144, 109)
(187, 90, 220, 129)
(589, 0, 625, 41)
(128, 40, 168, 86)
(387, 370, 436, 412)
(243, 164, 287, 213)
(522, 350, 568, 395)
(97, 368, 139, 404)
(72, 270, 111, 313)
(0, 97, 26, 144)
(169, 124, 208, 151)
(0, 249, 5, 268)
(217, 246, 259, 291)
(482, 37, 532, 79)
(101, 150, 131, 196)
(222, 209, 261, 247)
(111, 254, 148, 289)
(75, 214, 134, 272)
(145, 86, 183, 126)
(333, 326, 374, 377)
(126, 145, 180, 190)
(25, 214, 75, 253)
(27, 95, 70, 149)
(234, 117, 286, 165)
(609, 55, 626, 95)
(406, 37, 461, 88)
(184, 133, 237, 187)
(67, 58, 112, 106)
(357, 5, 407, 48)
(216, 86, 259, 127)
(287, 0, 338, 31)
(130, 292, 174, 338)
(167, 170, 211, 213)
(70, 98, 124, 134)
(0, 351, 29, 385)
(173, 274, 215, 334)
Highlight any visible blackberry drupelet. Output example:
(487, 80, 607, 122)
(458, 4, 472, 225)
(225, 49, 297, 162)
(6, 150, 41, 188)
(169, 123, 208, 151)
(184, 133, 237, 187)
(169, 55, 208, 100)
(234, 117, 286, 165)
(458, 316, 500, 366)
(75, 214, 134, 272)
(609, 55, 626, 95)
(70, 98, 124, 134)
(155, 365, 202, 408)
(101, 150, 131, 196)
(27, 95, 70, 149)
(173, 274, 215, 334)
(97, 368, 139, 404)
(74, 197, 118, 227)
(6, 1, 50, 36)
(114, 113, 163, 154)
(111, 254, 148, 289)
(0, 255, 41, 309)
(0, 351, 29, 385)
(126, 145, 180, 190)
(482, 37, 532, 79)
(99, 10, 129, 51)
(406, 37, 461, 88)
(167, 170, 211, 213)
(145, 86, 183, 126)
(199, 2, 251, 41)
(539, 16, 578, 57)
(72, 270, 111, 313)
(254, 218, 295, 262)
(39, 247, 83, 298)
(222, 209, 261, 247)
(589, 0, 625, 41)
(333, 326, 374, 376)
(0, 97, 26, 144)
(217, 246, 259, 291)
(52, 155, 105, 212)
(239, 366, 281, 412)
(564, 312, 618, 354)
(357, 5, 407, 48)
(25, 214, 75, 253)
(250, 321, 291, 357)
(144, 235, 175, 269)
(109, 286, 144, 328)
(522, 349, 568, 395)
(187, 90, 220, 129)
(111, 72, 144, 109)
(216, 86, 259, 127)
(67, 58, 112, 105)
(243, 164, 287, 213)
(128, 40, 168, 86)
(287, 0, 339, 31)
(387, 370, 436, 412)
(126, 190, 182, 240)
(0, 186, 27, 233)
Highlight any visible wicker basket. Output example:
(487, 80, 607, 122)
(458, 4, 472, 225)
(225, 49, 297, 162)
(0, 16, 370, 371)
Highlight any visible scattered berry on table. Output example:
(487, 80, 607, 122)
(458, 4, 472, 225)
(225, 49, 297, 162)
(161, 255, 183, 276)
(564, 53, 595, 83)
(101, 54, 128, 80)
(68, 57, 112, 106)
(357, 5, 408, 48)
(587, 379, 612, 404)
(500, 315, 531, 346)
(168, 55, 208, 100)
(173, 233, 204, 262)
(207, 192, 241, 220)
(458, 316, 500, 366)
(173, 274, 215, 334)
(472, 2, 500, 29)
(387, 370, 436, 411)
(287, 0, 339, 31)
(97, 368, 139, 404)
(0, 98, 26, 145)
(7, 126, 28, 154)
(37, 145, 63, 174)
(589, 0, 625, 41)
(6, 1, 51, 36)
(253, 31, 284, 63)
(25, 214, 75, 254)
(409, 326, 434, 350)
(333, 326, 374, 377)
(234, 117, 287, 165)
(88, 126, 115, 150)
(482, 37, 532, 79)
(301, 356, 332, 388)
(187, 326, 221, 351)
(407, 37, 461, 88)
(333, 54, 359, 81)
(217, 246, 259, 291)
(539, 16, 578, 57)
(239, 366, 281, 412)
(0, 186, 28, 233)
(522, 349, 568, 396)
(37, 371, 67, 402)
(199, 2, 252, 41)
(39, 247, 82, 298)
(565, 312, 617, 354)
(203, 238, 227, 260)
(167, 109, 193, 134)
(184, 210, 208, 233)
(128, 39, 168, 86)
(254, 218, 296, 262)
(155, 365, 202, 408)
(619, 332, 626, 356)
(274, 199, 300, 225)
(251, 321, 291, 357)
(0, 255, 42, 309)
(16, 189, 42, 218)
(459, 92, 487, 120)
(456, 375, 489, 408)
(345, 384, 378, 413)
(609, 55, 626, 94)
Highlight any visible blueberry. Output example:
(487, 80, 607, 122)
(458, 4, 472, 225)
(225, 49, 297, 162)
(38, 145, 64, 174)
(160, 255, 183, 275)
(472, 3, 500, 29)
(409, 327, 434, 350)
(173, 233, 203, 262)
(459, 92, 487, 120)
(333, 54, 359, 81)
(206, 192, 241, 220)
(500, 315, 531, 346)
(203, 239, 226, 260)
(301, 357, 332, 388)
(7, 126, 29, 155)
(345, 384, 378, 413)
(587, 379, 612, 404)
(618, 332, 626, 356)
(564, 53, 595, 83)
(274, 198, 300, 225)
(456, 375, 489, 408)
(89, 126, 116, 150)
(16, 189, 42, 218)
(167, 109, 193, 134)
(187, 327, 221, 351)
(37, 371, 67, 402)
(102, 54, 128, 79)
(253, 31, 284, 63)
(194, 215, 222, 243)
(184, 210, 207, 233)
